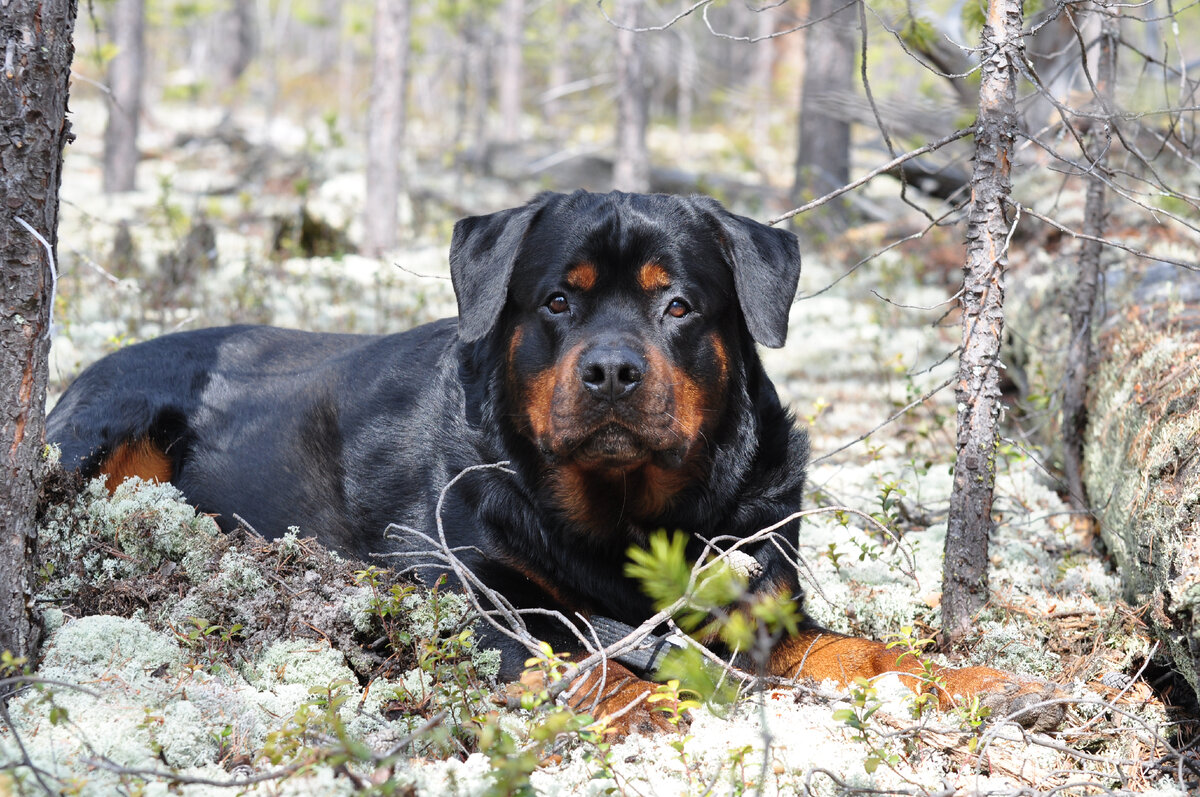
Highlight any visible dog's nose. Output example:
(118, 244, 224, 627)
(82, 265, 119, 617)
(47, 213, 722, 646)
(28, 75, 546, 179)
(578, 344, 646, 401)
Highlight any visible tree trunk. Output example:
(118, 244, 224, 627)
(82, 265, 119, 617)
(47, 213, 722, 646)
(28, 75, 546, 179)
(613, 0, 649, 192)
(102, 0, 144, 193)
(750, 8, 775, 171)
(363, 0, 412, 256)
(215, 0, 258, 88)
(497, 0, 525, 142)
(675, 7, 696, 145)
(793, 0, 855, 228)
(942, 0, 1024, 643)
(1061, 15, 1117, 513)
(0, 0, 77, 663)
(544, 2, 571, 122)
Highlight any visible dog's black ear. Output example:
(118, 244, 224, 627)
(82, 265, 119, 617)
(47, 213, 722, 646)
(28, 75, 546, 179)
(450, 195, 553, 342)
(694, 198, 802, 348)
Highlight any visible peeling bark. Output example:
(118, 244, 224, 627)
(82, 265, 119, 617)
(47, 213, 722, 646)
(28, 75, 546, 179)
(0, 0, 78, 661)
(942, 0, 1024, 642)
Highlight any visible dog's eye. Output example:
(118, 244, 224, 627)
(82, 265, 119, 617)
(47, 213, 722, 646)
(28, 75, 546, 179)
(546, 294, 570, 314)
(666, 298, 691, 319)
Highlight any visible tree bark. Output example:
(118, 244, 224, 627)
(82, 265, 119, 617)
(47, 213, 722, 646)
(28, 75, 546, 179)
(1061, 15, 1117, 513)
(102, 0, 144, 193)
(613, 0, 649, 192)
(0, 0, 78, 662)
(497, 0, 525, 142)
(793, 0, 856, 228)
(364, 0, 412, 256)
(942, 0, 1024, 643)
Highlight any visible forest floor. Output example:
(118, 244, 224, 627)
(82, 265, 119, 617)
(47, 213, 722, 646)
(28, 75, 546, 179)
(1, 100, 1195, 796)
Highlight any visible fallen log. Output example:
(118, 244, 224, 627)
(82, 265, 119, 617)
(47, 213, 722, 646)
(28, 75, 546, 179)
(1009, 253, 1200, 698)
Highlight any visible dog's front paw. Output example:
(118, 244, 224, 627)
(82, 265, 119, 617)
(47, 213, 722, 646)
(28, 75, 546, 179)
(943, 667, 1067, 732)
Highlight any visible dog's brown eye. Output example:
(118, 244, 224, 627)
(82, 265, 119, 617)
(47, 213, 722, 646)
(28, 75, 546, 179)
(666, 298, 691, 318)
(546, 294, 570, 314)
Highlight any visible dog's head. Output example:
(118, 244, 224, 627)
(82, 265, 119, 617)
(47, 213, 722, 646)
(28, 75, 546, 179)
(451, 191, 801, 481)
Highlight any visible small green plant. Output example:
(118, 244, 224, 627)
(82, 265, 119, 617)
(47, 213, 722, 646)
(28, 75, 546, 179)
(821, 542, 846, 573)
(803, 397, 830, 425)
(0, 650, 27, 677)
(626, 530, 800, 699)
(175, 617, 243, 673)
(832, 678, 900, 774)
(647, 678, 701, 789)
(952, 694, 993, 752)
(872, 478, 907, 536)
(885, 625, 943, 720)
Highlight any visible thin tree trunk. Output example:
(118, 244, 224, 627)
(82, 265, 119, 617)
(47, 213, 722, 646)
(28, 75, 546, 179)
(216, 1, 258, 88)
(311, 0, 342, 71)
(364, 0, 412, 256)
(750, 8, 775, 164)
(102, 0, 144, 193)
(544, 2, 571, 121)
(498, 0, 525, 142)
(793, 0, 856, 229)
(1062, 13, 1117, 514)
(0, 0, 78, 662)
(942, 0, 1024, 642)
(613, 0, 649, 192)
(676, 7, 696, 145)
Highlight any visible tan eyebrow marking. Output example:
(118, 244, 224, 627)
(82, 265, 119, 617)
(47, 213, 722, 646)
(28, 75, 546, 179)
(565, 263, 598, 291)
(637, 262, 671, 292)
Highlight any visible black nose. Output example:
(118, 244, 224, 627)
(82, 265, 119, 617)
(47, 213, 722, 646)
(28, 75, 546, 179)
(578, 344, 646, 401)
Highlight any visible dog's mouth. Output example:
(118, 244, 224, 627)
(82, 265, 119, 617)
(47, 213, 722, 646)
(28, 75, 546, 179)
(571, 423, 648, 467)
(551, 419, 690, 472)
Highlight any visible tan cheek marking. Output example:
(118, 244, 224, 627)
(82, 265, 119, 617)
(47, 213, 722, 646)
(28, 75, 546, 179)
(710, 332, 729, 387)
(522, 341, 587, 443)
(506, 325, 525, 380)
(566, 263, 598, 291)
(524, 369, 557, 440)
(645, 345, 706, 443)
(637, 262, 671, 292)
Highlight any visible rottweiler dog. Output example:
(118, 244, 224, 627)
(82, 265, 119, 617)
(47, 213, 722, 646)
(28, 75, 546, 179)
(48, 190, 1064, 732)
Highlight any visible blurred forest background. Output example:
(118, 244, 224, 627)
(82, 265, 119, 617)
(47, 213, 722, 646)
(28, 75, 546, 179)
(6, 1, 1200, 792)
(53, 0, 1199, 351)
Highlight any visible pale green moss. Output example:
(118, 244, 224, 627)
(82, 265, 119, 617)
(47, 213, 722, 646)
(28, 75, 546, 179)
(247, 639, 356, 691)
(40, 615, 182, 679)
(344, 585, 378, 634)
(156, 700, 218, 768)
(36, 477, 222, 598)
